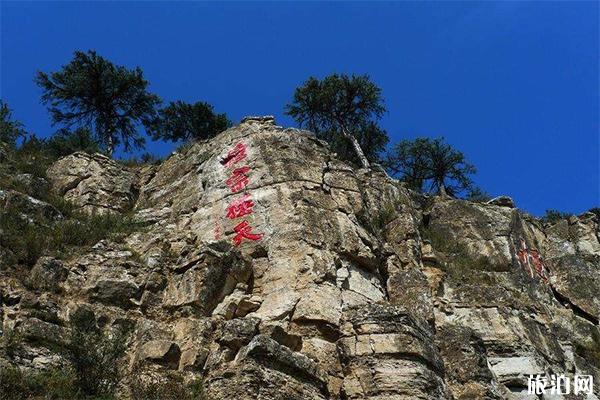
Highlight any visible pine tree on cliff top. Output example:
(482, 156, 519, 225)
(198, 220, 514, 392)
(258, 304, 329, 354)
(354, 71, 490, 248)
(285, 74, 389, 168)
(35, 50, 160, 156)
(147, 100, 231, 143)
(386, 137, 476, 197)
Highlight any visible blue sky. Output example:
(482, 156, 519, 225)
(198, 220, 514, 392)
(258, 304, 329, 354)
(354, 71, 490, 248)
(1, 1, 598, 216)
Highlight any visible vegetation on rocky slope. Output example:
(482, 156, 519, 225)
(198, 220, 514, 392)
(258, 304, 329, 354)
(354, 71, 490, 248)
(0, 140, 148, 270)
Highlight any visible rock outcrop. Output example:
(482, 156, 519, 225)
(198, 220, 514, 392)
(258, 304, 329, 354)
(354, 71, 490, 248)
(47, 152, 139, 215)
(1, 117, 598, 399)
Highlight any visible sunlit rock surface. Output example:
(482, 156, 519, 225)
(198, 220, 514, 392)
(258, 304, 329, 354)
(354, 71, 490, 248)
(1, 117, 599, 399)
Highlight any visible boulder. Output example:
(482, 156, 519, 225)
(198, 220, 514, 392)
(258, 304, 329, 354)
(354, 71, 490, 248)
(218, 317, 260, 350)
(486, 195, 515, 208)
(47, 152, 138, 214)
(137, 340, 181, 369)
(29, 257, 68, 292)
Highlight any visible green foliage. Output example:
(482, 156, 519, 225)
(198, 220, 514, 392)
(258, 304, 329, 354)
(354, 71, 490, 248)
(420, 225, 507, 282)
(0, 327, 22, 359)
(0, 311, 130, 399)
(540, 209, 572, 225)
(117, 152, 163, 167)
(2, 130, 100, 189)
(0, 210, 47, 267)
(0, 366, 78, 400)
(465, 187, 492, 203)
(285, 74, 388, 166)
(0, 100, 26, 146)
(147, 100, 231, 143)
(45, 128, 101, 159)
(128, 373, 206, 400)
(11, 136, 54, 179)
(140, 152, 162, 164)
(65, 310, 129, 397)
(590, 207, 600, 221)
(358, 202, 397, 236)
(574, 329, 600, 368)
(52, 213, 141, 248)
(386, 137, 476, 197)
(0, 199, 142, 267)
(35, 50, 161, 156)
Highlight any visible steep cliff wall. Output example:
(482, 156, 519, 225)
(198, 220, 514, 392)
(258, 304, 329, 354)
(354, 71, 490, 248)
(1, 117, 598, 399)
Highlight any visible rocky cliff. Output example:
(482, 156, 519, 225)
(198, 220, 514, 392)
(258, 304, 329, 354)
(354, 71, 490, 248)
(1, 116, 599, 399)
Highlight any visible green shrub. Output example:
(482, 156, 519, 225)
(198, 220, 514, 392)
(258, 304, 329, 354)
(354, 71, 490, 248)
(540, 209, 572, 225)
(0, 327, 22, 359)
(574, 330, 600, 368)
(44, 128, 101, 159)
(0, 366, 78, 400)
(51, 213, 138, 248)
(0, 201, 142, 267)
(0, 210, 47, 267)
(128, 373, 206, 400)
(357, 201, 397, 236)
(13, 136, 53, 179)
(65, 310, 129, 398)
(465, 187, 492, 203)
(420, 225, 507, 281)
(118, 152, 162, 167)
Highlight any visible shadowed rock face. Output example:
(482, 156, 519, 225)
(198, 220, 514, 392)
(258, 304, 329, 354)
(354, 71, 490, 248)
(1, 117, 599, 399)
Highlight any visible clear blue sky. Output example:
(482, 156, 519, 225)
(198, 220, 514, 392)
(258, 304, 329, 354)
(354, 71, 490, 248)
(1, 1, 598, 216)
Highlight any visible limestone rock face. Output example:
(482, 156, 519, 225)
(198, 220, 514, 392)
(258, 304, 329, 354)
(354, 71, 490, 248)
(47, 152, 138, 214)
(1, 117, 599, 399)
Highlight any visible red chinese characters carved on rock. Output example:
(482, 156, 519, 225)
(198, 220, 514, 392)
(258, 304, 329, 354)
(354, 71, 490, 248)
(233, 220, 263, 246)
(220, 142, 247, 167)
(218, 141, 263, 246)
(213, 220, 222, 240)
(226, 194, 254, 219)
(516, 239, 549, 283)
(226, 166, 251, 193)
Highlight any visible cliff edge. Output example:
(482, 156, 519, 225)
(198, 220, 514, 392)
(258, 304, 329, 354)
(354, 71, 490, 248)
(1, 117, 598, 399)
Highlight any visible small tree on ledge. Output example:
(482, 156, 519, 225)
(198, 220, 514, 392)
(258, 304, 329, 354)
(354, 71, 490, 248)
(386, 137, 476, 197)
(285, 74, 388, 168)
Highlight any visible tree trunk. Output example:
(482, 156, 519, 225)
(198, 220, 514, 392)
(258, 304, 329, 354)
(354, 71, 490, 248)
(341, 126, 370, 169)
(107, 134, 114, 157)
(438, 182, 449, 197)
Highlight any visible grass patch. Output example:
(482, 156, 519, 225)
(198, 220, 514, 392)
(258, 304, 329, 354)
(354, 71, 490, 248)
(0, 367, 79, 400)
(574, 330, 600, 368)
(357, 201, 397, 237)
(0, 327, 22, 359)
(420, 225, 507, 283)
(1, 318, 205, 399)
(128, 373, 206, 400)
(0, 201, 143, 267)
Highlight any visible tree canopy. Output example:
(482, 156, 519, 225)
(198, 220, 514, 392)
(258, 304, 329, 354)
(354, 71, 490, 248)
(35, 50, 161, 156)
(0, 100, 26, 146)
(285, 74, 388, 168)
(147, 100, 231, 143)
(386, 137, 476, 197)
